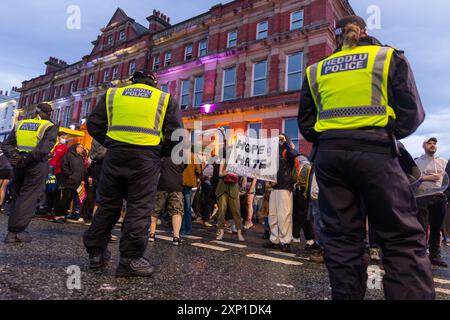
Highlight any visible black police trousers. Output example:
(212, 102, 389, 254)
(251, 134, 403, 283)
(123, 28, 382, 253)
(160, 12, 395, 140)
(8, 161, 48, 234)
(83, 148, 161, 259)
(315, 146, 435, 300)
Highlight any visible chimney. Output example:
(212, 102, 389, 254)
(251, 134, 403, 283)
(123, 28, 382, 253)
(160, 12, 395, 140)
(5, 91, 8, 96)
(0, 91, 3, 96)
(147, 9, 172, 34)
(45, 56, 68, 74)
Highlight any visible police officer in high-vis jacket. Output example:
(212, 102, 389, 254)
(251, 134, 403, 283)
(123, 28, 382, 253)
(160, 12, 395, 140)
(84, 70, 183, 277)
(298, 16, 435, 300)
(3, 103, 58, 243)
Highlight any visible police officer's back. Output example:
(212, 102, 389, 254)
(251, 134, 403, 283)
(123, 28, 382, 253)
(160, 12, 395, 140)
(298, 16, 435, 300)
(3, 103, 58, 243)
(83, 71, 183, 277)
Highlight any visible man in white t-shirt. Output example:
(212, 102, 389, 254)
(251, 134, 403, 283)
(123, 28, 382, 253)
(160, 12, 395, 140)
(416, 137, 448, 267)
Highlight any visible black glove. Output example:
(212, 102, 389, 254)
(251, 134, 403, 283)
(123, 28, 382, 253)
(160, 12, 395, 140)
(8, 154, 20, 167)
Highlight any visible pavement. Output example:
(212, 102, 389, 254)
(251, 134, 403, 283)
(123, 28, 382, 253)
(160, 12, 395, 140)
(0, 213, 450, 300)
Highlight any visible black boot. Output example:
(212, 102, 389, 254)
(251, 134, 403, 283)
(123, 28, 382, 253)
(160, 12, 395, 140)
(89, 249, 111, 270)
(430, 254, 448, 268)
(116, 257, 156, 278)
(4, 231, 32, 244)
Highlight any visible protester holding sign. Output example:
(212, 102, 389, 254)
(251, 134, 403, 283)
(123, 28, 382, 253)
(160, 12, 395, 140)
(263, 134, 298, 253)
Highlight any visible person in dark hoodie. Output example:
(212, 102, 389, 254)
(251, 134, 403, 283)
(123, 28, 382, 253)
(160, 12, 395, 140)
(54, 144, 85, 223)
(298, 15, 434, 300)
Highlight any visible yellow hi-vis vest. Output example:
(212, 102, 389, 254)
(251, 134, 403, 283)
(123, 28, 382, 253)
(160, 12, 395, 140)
(16, 119, 54, 153)
(106, 83, 170, 146)
(306, 45, 396, 132)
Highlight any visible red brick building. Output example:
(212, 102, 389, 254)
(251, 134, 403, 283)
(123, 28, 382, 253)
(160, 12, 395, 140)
(17, 0, 354, 154)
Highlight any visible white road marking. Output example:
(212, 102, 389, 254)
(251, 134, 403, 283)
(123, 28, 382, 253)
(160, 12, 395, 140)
(246, 254, 303, 266)
(212, 241, 247, 248)
(191, 243, 230, 252)
(434, 278, 450, 285)
(268, 251, 311, 261)
(276, 283, 295, 289)
(155, 235, 173, 242)
(436, 288, 450, 295)
(183, 235, 203, 240)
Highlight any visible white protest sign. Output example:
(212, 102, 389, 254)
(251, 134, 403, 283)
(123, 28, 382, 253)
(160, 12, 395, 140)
(227, 134, 279, 182)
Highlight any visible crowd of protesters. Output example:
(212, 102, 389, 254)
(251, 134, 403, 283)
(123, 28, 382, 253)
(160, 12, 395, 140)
(0, 130, 449, 266)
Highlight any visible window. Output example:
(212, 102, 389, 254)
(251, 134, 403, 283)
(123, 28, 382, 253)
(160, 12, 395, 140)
(161, 84, 169, 93)
(42, 90, 47, 101)
(33, 93, 38, 103)
(248, 123, 262, 139)
(290, 10, 304, 30)
(53, 88, 58, 99)
(199, 39, 208, 57)
(153, 55, 160, 70)
(103, 69, 110, 82)
(228, 30, 237, 48)
(284, 118, 300, 150)
(63, 106, 72, 128)
(252, 60, 268, 96)
(3, 108, 8, 120)
(112, 66, 119, 80)
(193, 76, 204, 107)
(286, 52, 304, 91)
(223, 67, 236, 101)
(82, 100, 91, 119)
(53, 108, 60, 124)
(257, 20, 269, 40)
(88, 74, 95, 87)
(70, 81, 76, 93)
(165, 51, 172, 66)
(119, 30, 126, 41)
(180, 79, 190, 110)
(185, 44, 193, 61)
(59, 85, 64, 97)
(128, 61, 136, 75)
(107, 34, 114, 45)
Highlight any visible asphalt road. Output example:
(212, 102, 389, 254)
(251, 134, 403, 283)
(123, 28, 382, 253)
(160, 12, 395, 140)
(1, 213, 449, 300)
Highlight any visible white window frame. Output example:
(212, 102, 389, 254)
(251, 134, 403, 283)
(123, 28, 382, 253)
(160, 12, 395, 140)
(153, 55, 160, 70)
(119, 30, 126, 41)
(165, 51, 172, 66)
(222, 67, 236, 101)
(285, 52, 304, 92)
(252, 60, 268, 97)
(112, 66, 119, 80)
(70, 81, 76, 93)
(193, 75, 204, 107)
(82, 99, 91, 119)
(257, 20, 269, 40)
(88, 74, 95, 87)
(282, 118, 301, 150)
(53, 108, 60, 124)
(103, 69, 109, 82)
(185, 44, 193, 61)
(198, 39, 208, 57)
(107, 34, 114, 45)
(63, 105, 72, 128)
(290, 10, 304, 30)
(227, 30, 237, 48)
(128, 61, 136, 75)
(59, 85, 64, 97)
(180, 79, 190, 110)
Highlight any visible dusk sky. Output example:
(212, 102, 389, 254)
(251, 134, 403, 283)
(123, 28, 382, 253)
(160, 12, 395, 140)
(0, 0, 448, 158)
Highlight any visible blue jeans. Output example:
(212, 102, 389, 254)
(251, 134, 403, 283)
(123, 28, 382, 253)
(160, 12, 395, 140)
(181, 188, 193, 235)
(310, 199, 324, 247)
